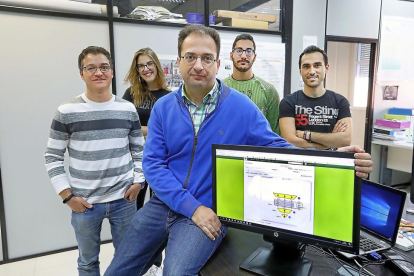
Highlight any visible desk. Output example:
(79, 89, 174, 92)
(201, 195, 414, 276)
(371, 140, 413, 185)
(200, 228, 398, 276)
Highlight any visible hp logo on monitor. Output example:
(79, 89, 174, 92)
(274, 232, 279, 237)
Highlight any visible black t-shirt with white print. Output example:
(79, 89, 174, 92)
(279, 90, 351, 133)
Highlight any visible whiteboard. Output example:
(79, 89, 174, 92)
(377, 16, 414, 82)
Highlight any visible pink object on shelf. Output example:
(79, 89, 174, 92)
(376, 119, 411, 129)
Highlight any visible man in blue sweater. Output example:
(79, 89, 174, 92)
(105, 25, 373, 276)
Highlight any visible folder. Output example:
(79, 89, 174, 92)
(376, 119, 411, 129)
(388, 108, 414, 116)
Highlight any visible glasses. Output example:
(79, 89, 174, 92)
(232, 47, 255, 57)
(180, 53, 217, 66)
(136, 61, 155, 71)
(83, 65, 112, 74)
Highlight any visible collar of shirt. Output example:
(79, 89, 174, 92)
(181, 81, 219, 107)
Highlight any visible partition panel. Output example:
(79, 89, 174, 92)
(290, 0, 326, 93)
(0, 11, 112, 259)
(326, 0, 381, 39)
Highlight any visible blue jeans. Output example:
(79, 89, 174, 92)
(71, 198, 136, 276)
(104, 196, 227, 276)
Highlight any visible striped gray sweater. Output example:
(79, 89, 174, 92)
(45, 93, 145, 204)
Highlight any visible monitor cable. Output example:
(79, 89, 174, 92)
(353, 259, 375, 276)
(328, 248, 358, 276)
(307, 246, 342, 276)
(308, 245, 356, 276)
(310, 246, 374, 276)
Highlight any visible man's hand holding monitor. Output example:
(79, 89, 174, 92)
(212, 145, 361, 276)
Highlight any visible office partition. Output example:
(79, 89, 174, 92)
(290, 0, 327, 93)
(0, 11, 113, 259)
(326, 0, 381, 40)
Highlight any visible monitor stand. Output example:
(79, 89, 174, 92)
(240, 235, 312, 276)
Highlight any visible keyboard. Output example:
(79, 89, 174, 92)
(360, 235, 384, 252)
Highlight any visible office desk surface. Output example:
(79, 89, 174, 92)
(372, 139, 413, 174)
(201, 195, 414, 276)
(200, 224, 414, 276)
(200, 228, 400, 276)
(372, 139, 413, 149)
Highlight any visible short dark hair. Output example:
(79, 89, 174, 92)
(78, 46, 113, 71)
(178, 25, 221, 58)
(232, 34, 256, 51)
(299, 45, 328, 69)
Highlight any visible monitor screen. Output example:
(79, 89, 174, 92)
(361, 180, 406, 243)
(212, 144, 361, 254)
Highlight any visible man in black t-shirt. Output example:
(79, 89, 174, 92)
(279, 45, 352, 150)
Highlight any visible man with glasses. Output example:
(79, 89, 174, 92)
(105, 25, 373, 276)
(45, 46, 145, 276)
(223, 34, 281, 134)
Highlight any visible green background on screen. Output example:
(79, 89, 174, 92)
(314, 167, 354, 242)
(216, 157, 355, 242)
(216, 158, 244, 220)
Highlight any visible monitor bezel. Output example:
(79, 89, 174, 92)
(212, 144, 361, 254)
(360, 179, 407, 246)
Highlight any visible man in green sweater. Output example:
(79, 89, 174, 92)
(223, 34, 280, 134)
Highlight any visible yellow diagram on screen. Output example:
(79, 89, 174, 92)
(273, 193, 304, 218)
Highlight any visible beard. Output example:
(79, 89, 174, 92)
(233, 59, 253, 73)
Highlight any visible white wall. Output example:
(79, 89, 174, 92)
(291, 0, 327, 93)
(373, 0, 414, 122)
(0, 11, 112, 259)
(326, 42, 352, 99)
(326, 0, 381, 39)
(326, 42, 366, 148)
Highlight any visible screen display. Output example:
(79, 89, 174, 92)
(361, 180, 405, 241)
(214, 147, 357, 250)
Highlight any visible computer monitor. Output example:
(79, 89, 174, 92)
(212, 144, 361, 276)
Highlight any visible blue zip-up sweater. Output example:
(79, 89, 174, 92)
(143, 79, 294, 219)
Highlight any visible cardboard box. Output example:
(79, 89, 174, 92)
(222, 18, 268, 30)
(213, 10, 276, 23)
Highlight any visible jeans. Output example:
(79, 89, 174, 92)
(135, 183, 162, 268)
(71, 198, 136, 276)
(104, 196, 227, 276)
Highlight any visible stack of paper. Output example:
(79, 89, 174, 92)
(127, 6, 183, 21)
(70, 0, 92, 3)
(373, 125, 407, 141)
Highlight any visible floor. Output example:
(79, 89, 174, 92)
(0, 243, 115, 276)
(0, 192, 162, 276)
